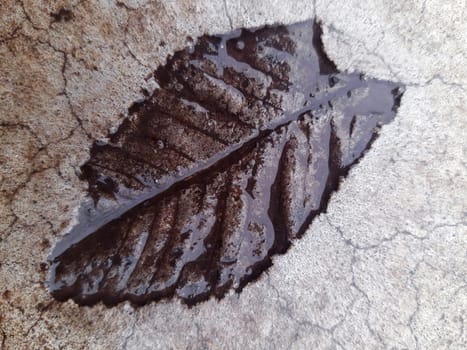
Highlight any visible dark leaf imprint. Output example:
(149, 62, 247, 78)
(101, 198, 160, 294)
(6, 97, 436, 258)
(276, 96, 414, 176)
(48, 20, 403, 306)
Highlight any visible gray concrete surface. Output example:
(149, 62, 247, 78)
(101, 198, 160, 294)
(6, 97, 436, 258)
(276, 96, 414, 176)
(0, 0, 466, 349)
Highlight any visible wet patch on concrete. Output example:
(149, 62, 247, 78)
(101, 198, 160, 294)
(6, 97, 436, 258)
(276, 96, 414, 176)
(48, 20, 403, 306)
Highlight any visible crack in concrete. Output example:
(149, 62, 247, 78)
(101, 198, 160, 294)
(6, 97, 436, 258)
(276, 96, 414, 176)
(24, 301, 55, 337)
(328, 208, 427, 348)
(223, 0, 234, 30)
(18, 0, 44, 32)
(52, 48, 93, 141)
(323, 22, 467, 90)
(123, 41, 151, 70)
(347, 249, 388, 349)
(0, 328, 6, 350)
(118, 4, 152, 71)
(407, 261, 422, 350)
(329, 208, 466, 349)
(2, 8, 100, 143)
(405, 74, 467, 91)
(19, 0, 85, 31)
(455, 315, 465, 349)
(116, 1, 138, 12)
(414, 0, 428, 28)
(122, 312, 139, 350)
(325, 23, 402, 82)
(1, 31, 91, 213)
(266, 273, 352, 349)
(327, 216, 428, 251)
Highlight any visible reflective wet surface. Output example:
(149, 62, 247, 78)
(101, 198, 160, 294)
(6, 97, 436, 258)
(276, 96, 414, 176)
(48, 20, 403, 306)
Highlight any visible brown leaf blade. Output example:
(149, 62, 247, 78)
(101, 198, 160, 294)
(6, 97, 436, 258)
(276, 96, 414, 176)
(48, 20, 403, 306)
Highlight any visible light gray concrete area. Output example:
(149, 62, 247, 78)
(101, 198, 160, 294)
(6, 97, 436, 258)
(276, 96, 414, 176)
(0, 0, 466, 349)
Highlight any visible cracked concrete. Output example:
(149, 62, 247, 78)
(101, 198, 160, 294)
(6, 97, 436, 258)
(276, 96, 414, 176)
(0, 0, 466, 349)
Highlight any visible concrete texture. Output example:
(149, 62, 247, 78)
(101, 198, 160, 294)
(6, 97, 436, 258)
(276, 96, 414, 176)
(0, 0, 465, 349)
